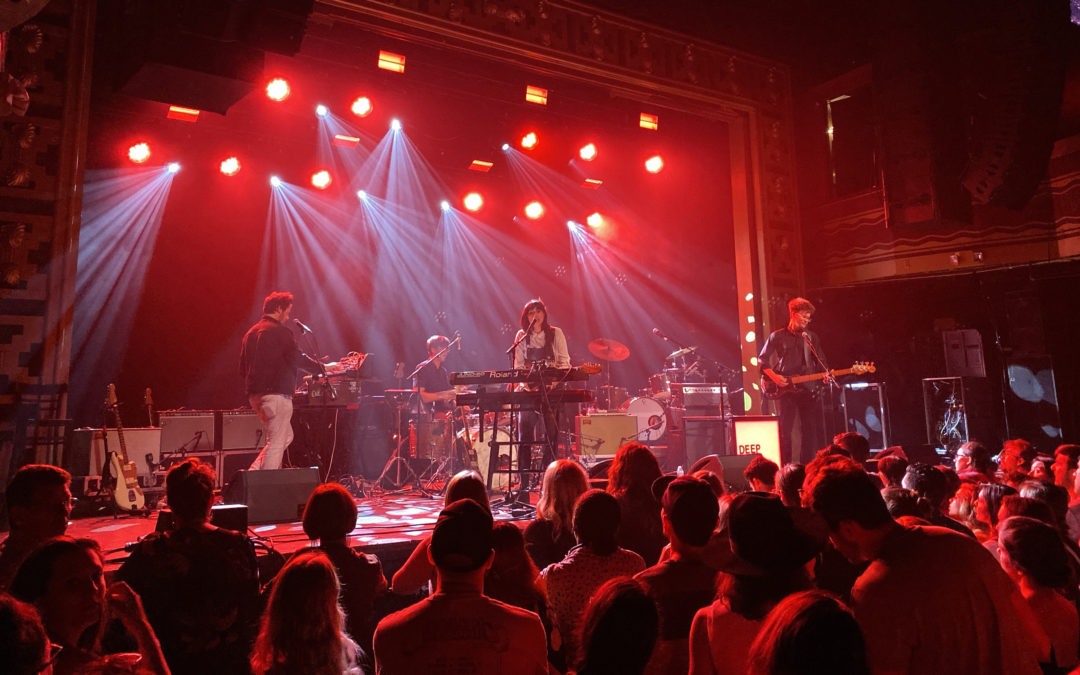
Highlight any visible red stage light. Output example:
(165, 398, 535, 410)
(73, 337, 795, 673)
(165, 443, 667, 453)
(582, 178, 603, 189)
(579, 143, 597, 161)
(220, 156, 241, 176)
(524, 201, 544, 220)
(378, 50, 406, 73)
(469, 160, 494, 172)
(463, 192, 484, 212)
(351, 96, 373, 117)
(311, 170, 332, 189)
(166, 105, 200, 122)
(645, 155, 664, 173)
(266, 78, 291, 101)
(127, 142, 151, 164)
(587, 212, 604, 228)
(333, 134, 360, 148)
(521, 132, 538, 149)
(525, 85, 548, 105)
(640, 112, 659, 130)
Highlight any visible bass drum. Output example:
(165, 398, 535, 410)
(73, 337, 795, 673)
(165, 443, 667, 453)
(620, 396, 667, 442)
(458, 426, 512, 490)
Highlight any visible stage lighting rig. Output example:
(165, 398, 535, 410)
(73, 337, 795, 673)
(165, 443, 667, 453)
(311, 170, 332, 189)
(127, 142, 151, 164)
(351, 96, 373, 117)
(645, 155, 664, 173)
(266, 78, 290, 102)
(220, 157, 241, 176)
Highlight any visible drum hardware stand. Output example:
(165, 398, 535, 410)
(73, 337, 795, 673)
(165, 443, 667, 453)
(375, 391, 424, 493)
(620, 417, 666, 446)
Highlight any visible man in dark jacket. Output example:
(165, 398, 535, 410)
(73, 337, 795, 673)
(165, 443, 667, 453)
(239, 291, 319, 470)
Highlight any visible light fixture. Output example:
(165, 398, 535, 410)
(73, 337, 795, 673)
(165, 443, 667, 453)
(219, 157, 240, 176)
(463, 192, 483, 212)
(521, 132, 538, 149)
(351, 96, 373, 117)
(311, 170, 332, 189)
(645, 155, 664, 173)
(266, 78, 290, 101)
(524, 201, 544, 220)
(127, 142, 151, 164)
(579, 143, 597, 161)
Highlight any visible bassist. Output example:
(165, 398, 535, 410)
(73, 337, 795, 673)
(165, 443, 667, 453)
(759, 297, 827, 465)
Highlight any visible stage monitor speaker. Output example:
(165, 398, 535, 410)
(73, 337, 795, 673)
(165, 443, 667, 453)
(732, 416, 781, 467)
(223, 468, 319, 524)
(155, 503, 248, 533)
(576, 414, 638, 458)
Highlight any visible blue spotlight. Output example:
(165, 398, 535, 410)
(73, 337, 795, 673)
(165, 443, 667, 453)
(391, 118, 402, 131)
(501, 143, 510, 151)
(357, 189, 368, 200)
(270, 175, 282, 187)
(167, 162, 180, 174)
(440, 200, 450, 212)
(316, 104, 328, 117)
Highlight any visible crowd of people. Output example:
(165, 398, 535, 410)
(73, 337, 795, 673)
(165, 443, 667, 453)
(3, 434, 1080, 674)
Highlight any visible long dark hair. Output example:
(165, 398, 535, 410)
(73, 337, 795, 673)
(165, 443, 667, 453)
(577, 577, 658, 675)
(519, 299, 555, 346)
(251, 551, 345, 675)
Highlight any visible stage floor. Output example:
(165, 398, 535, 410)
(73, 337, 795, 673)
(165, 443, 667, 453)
(10, 486, 536, 576)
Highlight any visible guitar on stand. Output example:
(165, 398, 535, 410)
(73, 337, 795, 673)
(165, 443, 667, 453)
(103, 384, 147, 515)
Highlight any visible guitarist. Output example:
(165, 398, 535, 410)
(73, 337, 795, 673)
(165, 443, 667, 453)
(759, 297, 828, 465)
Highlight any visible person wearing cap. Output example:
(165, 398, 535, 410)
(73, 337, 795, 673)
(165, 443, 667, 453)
(373, 498, 547, 674)
(688, 492, 819, 675)
(635, 476, 720, 675)
(803, 455, 1050, 675)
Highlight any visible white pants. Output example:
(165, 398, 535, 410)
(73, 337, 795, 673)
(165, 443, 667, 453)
(248, 393, 294, 470)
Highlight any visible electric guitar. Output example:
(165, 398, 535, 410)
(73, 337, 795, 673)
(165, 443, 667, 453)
(104, 384, 146, 511)
(761, 362, 876, 400)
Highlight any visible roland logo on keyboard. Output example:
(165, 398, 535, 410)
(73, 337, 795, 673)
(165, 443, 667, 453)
(682, 386, 724, 394)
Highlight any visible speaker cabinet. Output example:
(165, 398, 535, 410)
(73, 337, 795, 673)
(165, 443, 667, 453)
(156, 503, 248, 533)
(668, 416, 728, 472)
(224, 468, 320, 525)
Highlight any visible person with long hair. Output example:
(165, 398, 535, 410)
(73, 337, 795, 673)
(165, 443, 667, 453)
(689, 493, 819, 675)
(975, 482, 1018, 558)
(300, 483, 387, 657)
(10, 537, 169, 675)
(526, 459, 589, 569)
(391, 470, 490, 594)
(575, 577, 659, 675)
(746, 590, 869, 675)
(510, 299, 571, 477)
(606, 443, 666, 566)
(998, 516, 1079, 671)
(251, 551, 361, 675)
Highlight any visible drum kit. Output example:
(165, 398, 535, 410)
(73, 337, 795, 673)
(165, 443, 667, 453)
(586, 336, 707, 445)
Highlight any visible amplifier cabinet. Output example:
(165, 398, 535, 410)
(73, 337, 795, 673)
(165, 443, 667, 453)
(575, 414, 638, 458)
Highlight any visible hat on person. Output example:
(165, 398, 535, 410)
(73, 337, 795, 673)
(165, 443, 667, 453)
(715, 492, 820, 576)
(429, 498, 493, 573)
(661, 476, 720, 547)
(651, 473, 678, 504)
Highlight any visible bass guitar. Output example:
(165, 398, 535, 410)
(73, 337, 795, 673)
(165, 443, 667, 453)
(104, 384, 146, 511)
(761, 362, 876, 400)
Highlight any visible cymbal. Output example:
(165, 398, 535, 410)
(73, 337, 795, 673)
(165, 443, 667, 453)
(589, 338, 630, 362)
(666, 346, 698, 360)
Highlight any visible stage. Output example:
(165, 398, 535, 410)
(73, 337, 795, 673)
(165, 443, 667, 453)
(29, 488, 536, 581)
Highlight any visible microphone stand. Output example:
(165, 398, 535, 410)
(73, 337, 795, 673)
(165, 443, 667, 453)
(802, 333, 838, 390)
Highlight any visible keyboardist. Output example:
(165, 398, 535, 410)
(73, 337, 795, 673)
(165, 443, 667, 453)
(510, 299, 570, 482)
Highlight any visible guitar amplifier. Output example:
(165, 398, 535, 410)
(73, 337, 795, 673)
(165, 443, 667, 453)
(670, 383, 729, 414)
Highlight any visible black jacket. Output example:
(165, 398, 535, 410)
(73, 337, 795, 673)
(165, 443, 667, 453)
(238, 316, 317, 395)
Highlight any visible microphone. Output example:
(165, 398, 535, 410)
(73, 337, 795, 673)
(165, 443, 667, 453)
(294, 319, 313, 334)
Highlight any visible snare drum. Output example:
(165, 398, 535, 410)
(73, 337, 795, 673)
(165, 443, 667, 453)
(458, 426, 512, 490)
(620, 396, 667, 442)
